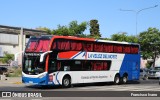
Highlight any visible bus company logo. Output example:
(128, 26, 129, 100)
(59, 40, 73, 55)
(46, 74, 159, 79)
(82, 52, 87, 59)
(2, 92, 11, 97)
(1, 92, 42, 98)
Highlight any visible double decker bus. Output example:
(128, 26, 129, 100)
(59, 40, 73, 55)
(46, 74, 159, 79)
(22, 35, 140, 87)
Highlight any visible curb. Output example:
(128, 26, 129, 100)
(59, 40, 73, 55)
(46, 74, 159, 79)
(13, 82, 22, 84)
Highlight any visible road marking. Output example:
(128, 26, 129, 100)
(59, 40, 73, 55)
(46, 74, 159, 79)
(77, 85, 160, 91)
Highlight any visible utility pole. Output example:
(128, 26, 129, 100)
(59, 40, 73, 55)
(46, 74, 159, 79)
(120, 5, 158, 35)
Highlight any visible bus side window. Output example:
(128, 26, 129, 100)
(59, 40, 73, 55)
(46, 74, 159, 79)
(61, 61, 71, 71)
(123, 45, 131, 54)
(103, 44, 113, 53)
(83, 42, 93, 51)
(103, 62, 108, 70)
(64, 66, 70, 71)
(92, 61, 104, 71)
(57, 62, 61, 70)
(83, 61, 91, 71)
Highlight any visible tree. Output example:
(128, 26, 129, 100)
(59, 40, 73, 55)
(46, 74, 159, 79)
(69, 21, 87, 35)
(0, 52, 14, 65)
(36, 27, 52, 34)
(139, 27, 160, 67)
(110, 32, 138, 43)
(89, 19, 101, 38)
(52, 21, 88, 37)
(52, 25, 70, 36)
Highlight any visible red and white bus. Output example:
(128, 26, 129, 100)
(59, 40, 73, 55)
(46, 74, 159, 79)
(22, 35, 140, 87)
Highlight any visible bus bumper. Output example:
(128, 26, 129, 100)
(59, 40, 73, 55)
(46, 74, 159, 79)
(22, 72, 48, 85)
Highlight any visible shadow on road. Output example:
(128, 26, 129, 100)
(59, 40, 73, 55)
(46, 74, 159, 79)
(25, 81, 140, 90)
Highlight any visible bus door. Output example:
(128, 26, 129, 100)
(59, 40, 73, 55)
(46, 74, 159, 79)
(60, 60, 83, 84)
(48, 59, 58, 84)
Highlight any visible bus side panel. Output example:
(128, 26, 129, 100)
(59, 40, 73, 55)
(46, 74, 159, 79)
(55, 71, 118, 84)
(53, 71, 84, 85)
(77, 71, 116, 83)
(54, 54, 125, 84)
(119, 54, 140, 80)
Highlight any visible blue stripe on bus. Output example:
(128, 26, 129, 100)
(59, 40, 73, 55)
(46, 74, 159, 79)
(22, 75, 48, 85)
(71, 51, 83, 59)
(56, 72, 61, 85)
(22, 74, 56, 86)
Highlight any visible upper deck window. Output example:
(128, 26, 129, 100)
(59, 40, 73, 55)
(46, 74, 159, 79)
(50, 38, 139, 54)
(26, 39, 50, 52)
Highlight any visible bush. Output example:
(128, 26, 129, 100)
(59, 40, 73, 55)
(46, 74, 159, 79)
(146, 62, 153, 69)
(7, 67, 22, 77)
(0, 52, 14, 65)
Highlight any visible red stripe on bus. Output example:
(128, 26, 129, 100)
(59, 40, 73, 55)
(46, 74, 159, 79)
(45, 55, 49, 72)
(58, 51, 79, 59)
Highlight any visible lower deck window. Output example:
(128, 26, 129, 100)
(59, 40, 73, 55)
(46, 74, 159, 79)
(58, 60, 111, 71)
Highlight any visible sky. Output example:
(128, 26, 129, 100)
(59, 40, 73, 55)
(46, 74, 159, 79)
(0, 0, 160, 38)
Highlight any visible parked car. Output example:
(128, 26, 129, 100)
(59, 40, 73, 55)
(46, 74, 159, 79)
(156, 71, 160, 85)
(0, 67, 8, 75)
(148, 67, 160, 79)
(140, 68, 149, 80)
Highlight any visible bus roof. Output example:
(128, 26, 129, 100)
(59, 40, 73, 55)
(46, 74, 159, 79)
(31, 35, 139, 46)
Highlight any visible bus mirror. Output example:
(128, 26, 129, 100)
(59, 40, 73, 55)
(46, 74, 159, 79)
(40, 51, 52, 62)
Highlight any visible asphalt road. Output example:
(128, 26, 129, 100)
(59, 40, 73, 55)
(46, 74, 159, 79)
(0, 79, 159, 91)
(0, 79, 160, 100)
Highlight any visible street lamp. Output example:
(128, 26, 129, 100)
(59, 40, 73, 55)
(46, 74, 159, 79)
(120, 5, 158, 35)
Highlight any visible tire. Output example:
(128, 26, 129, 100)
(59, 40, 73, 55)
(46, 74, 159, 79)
(62, 76, 71, 88)
(114, 75, 120, 85)
(122, 75, 128, 84)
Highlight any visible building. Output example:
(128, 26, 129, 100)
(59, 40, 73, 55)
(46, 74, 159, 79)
(140, 58, 148, 68)
(0, 25, 47, 66)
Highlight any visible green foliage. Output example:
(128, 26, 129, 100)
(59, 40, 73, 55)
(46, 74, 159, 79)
(0, 52, 14, 64)
(52, 21, 88, 37)
(69, 21, 87, 35)
(36, 27, 52, 34)
(139, 27, 160, 60)
(146, 62, 153, 69)
(110, 32, 138, 43)
(36, 21, 88, 36)
(89, 19, 101, 38)
(52, 25, 70, 35)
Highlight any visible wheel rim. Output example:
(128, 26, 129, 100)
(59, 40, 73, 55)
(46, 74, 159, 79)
(123, 76, 127, 83)
(63, 78, 69, 86)
(115, 77, 119, 84)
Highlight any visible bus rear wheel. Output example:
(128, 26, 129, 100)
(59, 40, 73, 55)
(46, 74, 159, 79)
(122, 75, 128, 84)
(114, 75, 120, 85)
(62, 76, 71, 88)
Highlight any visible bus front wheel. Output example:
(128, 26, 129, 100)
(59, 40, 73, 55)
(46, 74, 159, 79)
(62, 76, 71, 88)
(114, 75, 120, 85)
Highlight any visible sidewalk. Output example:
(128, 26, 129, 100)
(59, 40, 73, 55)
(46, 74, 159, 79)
(0, 77, 23, 87)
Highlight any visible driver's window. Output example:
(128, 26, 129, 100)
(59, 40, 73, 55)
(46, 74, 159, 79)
(25, 59, 31, 71)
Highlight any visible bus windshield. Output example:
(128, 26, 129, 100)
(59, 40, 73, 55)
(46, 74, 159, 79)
(23, 56, 45, 75)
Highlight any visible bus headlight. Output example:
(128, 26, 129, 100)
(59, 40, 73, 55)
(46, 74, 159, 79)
(49, 75, 53, 82)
